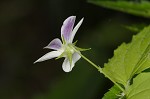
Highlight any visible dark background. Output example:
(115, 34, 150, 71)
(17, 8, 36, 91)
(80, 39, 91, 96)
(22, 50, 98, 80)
(0, 0, 149, 99)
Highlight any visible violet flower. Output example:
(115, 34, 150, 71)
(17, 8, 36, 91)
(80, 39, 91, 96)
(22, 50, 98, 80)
(34, 16, 84, 72)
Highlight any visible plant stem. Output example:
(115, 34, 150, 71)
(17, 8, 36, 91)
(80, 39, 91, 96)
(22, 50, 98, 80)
(79, 53, 100, 70)
(75, 49, 125, 92)
(101, 70, 125, 93)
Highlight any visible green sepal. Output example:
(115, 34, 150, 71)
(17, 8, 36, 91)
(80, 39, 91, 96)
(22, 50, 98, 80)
(73, 40, 78, 45)
(75, 46, 91, 51)
(61, 35, 66, 45)
(55, 52, 65, 60)
(67, 51, 73, 66)
(65, 45, 73, 66)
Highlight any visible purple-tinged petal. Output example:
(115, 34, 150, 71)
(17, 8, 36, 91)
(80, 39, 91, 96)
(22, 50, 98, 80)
(34, 51, 62, 63)
(61, 16, 76, 43)
(44, 38, 62, 50)
(70, 18, 84, 43)
(62, 58, 74, 72)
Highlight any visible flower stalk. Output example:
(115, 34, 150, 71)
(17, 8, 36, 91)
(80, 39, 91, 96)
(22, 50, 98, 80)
(74, 48, 125, 92)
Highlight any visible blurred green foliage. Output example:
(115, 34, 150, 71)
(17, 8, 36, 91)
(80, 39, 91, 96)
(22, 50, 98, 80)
(88, 0, 150, 18)
(123, 23, 147, 32)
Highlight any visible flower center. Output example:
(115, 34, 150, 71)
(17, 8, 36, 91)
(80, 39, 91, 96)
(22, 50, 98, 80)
(64, 43, 74, 54)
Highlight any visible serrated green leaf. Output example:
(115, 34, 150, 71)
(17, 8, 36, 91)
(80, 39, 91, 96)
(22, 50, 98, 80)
(102, 25, 150, 87)
(88, 0, 150, 18)
(102, 85, 121, 99)
(126, 73, 150, 99)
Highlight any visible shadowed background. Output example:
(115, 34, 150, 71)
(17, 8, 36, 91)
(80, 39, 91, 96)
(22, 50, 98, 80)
(0, 0, 149, 99)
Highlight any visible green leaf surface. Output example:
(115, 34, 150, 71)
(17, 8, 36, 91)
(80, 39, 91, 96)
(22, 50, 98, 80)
(102, 85, 121, 99)
(88, 0, 150, 18)
(126, 73, 150, 99)
(102, 25, 150, 86)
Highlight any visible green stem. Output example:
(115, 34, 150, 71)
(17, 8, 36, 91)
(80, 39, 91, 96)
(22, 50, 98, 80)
(79, 53, 100, 70)
(75, 50, 125, 92)
(101, 70, 125, 93)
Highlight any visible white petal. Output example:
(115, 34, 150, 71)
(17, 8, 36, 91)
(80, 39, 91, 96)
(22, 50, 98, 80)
(44, 38, 62, 50)
(62, 58, 74, 72)
(34, 51, 62, 63)
(62, 52, 81, 72)
(72, 52, 81, 64)
(70, 18, 84, 43)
